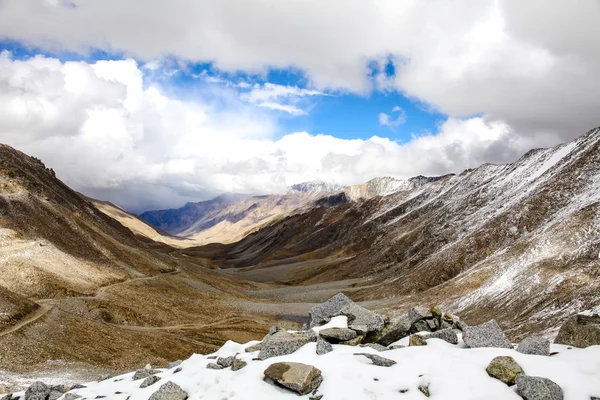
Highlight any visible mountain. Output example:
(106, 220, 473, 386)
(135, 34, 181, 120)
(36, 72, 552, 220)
(187, 127, 600, 340)
(139, 182, 343, 245)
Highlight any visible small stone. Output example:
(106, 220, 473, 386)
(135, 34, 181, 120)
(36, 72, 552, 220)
(232, 358, 248, 371)
(423, 328, 458, 345)
(63, 394, 82, 400)
(425, 319, 437, 330)
(463, 320, 513, 349)
(69, 385, 86, 390)
(412, 320, 431, 333)
(319, 328, 357, 342)
(140, 376, 162, 388)
(217, 356, 235, 368)
(409, 335, 427, 346)
(316, 337, 333, 355)
(517, 336, 551, 356)
(145, 364, 153, 370)
(25, 381, 50, 400)
(173, 367, 182, 374)
(359, 343, 388, 351)
(97, 374, 112, 382)
(340, 334, 365, 346)
(516, 375, 563, 400)
(388, 344, 406, 350)
(245, 342, 262, 352)
(168, 360, 182, 369)
(354, 353, 396, 367)
(486, 356, 524, 386)
(148, 381, 188, 400)
(418, 384, 430, 397)
(133, 369, 159, 381)
(264, 362, 323, 395)
(206, 363, 224, 370)
(309, 395, 323, 400)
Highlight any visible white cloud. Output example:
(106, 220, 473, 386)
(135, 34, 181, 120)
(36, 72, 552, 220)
(0, 0, 598, 140)
(0, 53, 543, 213)
(379, 106, 406, 128)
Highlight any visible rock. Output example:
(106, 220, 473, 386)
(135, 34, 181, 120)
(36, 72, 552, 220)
(423, 328, 458, 345)
(409, 335, 427, 346)
(486, 356, 524, 386)
(173, 367, 182, 374)
(516, 375, 563, 400)
(264, 362, 323, 395)
(388, 344, 406, 350)
(319, 328, 357, 342)
(409, 306, 433, 324)
(340, 334, 365, 346)
(310, 395, 323, 400)
(25, 382, 50, 400)
(69, 385, 86, 390)
(455, 320, 469, 331)
(517, 336, 551, 356)
(206, 363, 224, 370)
(359, 343, 388, 351)
(232, 358, 248, 371)
(97, 374, 112, 382)
(49, 386, 67, 394)
(217, 356, 235, 368)
(463, 320, 513, 349)
(168, 360, 182, 369)
(366, 315, 411, 346)
(316, 337, 333, 355)
(554, 314, 600, 348)
(245, 342, 262, 353)
(426, 319, 437, 330)
(308, 293, 384, 334)
(133, 369, 159, 381)
(267, 326, 280, 336)
(140, 376, 162, 388)
(145, 364, 153, 370)
(258, 330, 316, 360)
(148, 381, 188, 400)
(354, 353, 396, 367)
(412, 320, 432, 333)
(418, 384, 431, 397)
(62, 394, 82, 400)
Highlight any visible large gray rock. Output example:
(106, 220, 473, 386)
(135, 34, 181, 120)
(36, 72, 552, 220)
(554, 314, 600, 348)
(516, 375, 563, 400)
(486, 356, 524, 386)
(232, 358, 248, 371)
(354, 353, 396, 367)
(148, 381, 188, 400)
(424, 328, 458, 345)
(258, 330, 316, 360)
(264, 362, 323, 395)
(308, 293, 384, 334)
(25, 382, 50, 400)
(140, 375, 162, 388)
(408, 307, 433, 324)
(319, 328, 357, 342)
(366, 315, 411, 346)
(316, 337, 333, 355)
(217, 356, 235, 368)
(517, 336, 551, 356)
(463, 320, 513, 349)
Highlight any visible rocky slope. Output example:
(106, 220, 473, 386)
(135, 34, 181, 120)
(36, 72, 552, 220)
(193, 127, 600, 339)
(139, 183, 342, 245)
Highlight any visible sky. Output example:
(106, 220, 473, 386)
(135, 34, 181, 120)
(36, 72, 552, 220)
(0, 1, 599, 213)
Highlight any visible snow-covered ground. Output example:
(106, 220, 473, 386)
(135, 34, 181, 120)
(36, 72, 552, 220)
(9, 318, 600, 400)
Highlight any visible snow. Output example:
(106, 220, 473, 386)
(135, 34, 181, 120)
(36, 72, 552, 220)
(8, 323, 598, 400)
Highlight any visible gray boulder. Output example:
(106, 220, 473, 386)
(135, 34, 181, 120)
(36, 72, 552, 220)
(554, 314, 600, 348)
(133, 369, 159, 381)
(517, 336, 551, 356)
(168, 360, 182, 369)
(412, 320, 432, 333)
(354, 353, 396, 367)
(232, 358, 248, 371)
(408, 306, 433, 324)
(245, 342, 262, 353)
(359, 343, 388, 351)
(409, 335, 427, 346)
(264, 362, 323, 395)
(148, 381, 188, 400)
(25, 382, 50, 400)
(217, 356, 235, 368)
(308, 293, 384, 334)
(516, 375, 563, 400)
(258, 330, 316, 360)
(463, 320, 513, 349)
(486, 356, 524, 386)
(366, 315, 411, 346)
(319, 328, 357, 342)
(316, 337, 333, 355)
(140, 375, 162, 388)
(206, 363, 223, 370)
(423, 328, 458, 345)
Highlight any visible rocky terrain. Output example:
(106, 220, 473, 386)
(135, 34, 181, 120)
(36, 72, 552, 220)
(4, 294, 599, 400)
(2, 127, 600, 396)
